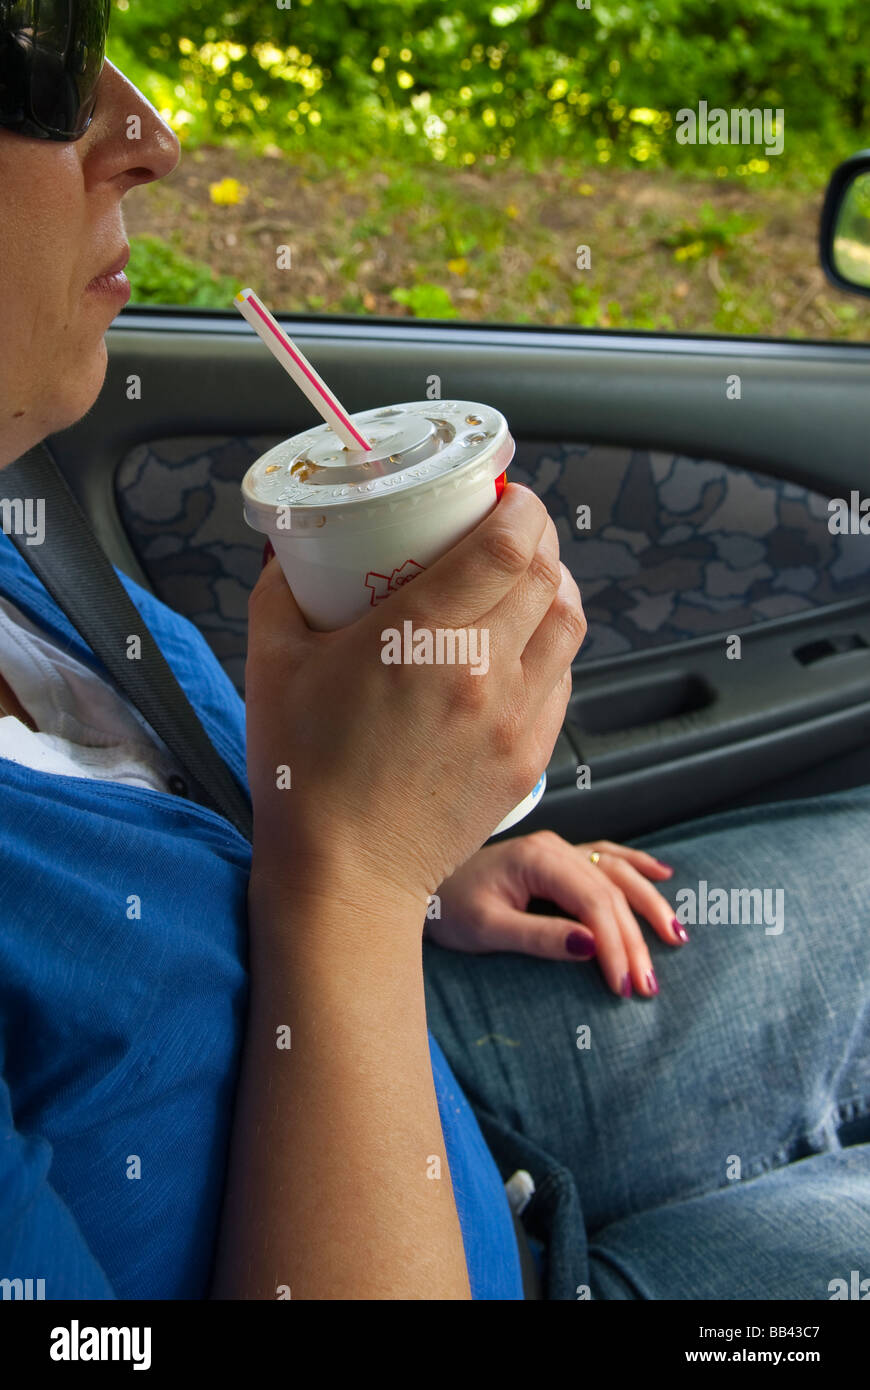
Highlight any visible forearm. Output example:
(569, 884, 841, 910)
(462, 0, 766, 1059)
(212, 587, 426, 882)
(210, 866, 472, 1300)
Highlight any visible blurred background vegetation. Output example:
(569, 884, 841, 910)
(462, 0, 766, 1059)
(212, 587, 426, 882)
(108, 0, 870, 338)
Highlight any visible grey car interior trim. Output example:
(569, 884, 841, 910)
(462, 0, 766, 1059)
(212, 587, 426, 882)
(36, 315, 870, 832)
(516, 699, 870, 844)
(117, 307, 870, 359)
(49, 317, 870, 590)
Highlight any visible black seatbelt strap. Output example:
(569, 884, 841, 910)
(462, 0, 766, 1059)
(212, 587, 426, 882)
(3, 442, 253, 843)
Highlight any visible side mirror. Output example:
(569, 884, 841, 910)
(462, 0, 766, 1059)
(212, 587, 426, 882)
(820, 152, 870, 297)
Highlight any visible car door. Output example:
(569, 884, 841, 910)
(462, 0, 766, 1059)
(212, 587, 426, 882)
(33, 1, 870, 847)
(45, 269, 870, 845)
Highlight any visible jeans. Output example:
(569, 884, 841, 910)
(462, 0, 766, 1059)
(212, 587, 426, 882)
(422, 786, 870, 1299)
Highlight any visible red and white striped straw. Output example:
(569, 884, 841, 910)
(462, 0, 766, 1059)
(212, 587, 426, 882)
(233, 287, 372, 451)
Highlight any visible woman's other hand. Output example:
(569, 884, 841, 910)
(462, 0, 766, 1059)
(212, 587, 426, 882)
(429, 831, 685, 997)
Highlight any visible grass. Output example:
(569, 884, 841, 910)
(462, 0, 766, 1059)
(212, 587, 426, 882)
(121, 147, 870, 341)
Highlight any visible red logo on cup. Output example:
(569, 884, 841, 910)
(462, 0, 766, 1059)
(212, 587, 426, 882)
(365, 558, 426, 607)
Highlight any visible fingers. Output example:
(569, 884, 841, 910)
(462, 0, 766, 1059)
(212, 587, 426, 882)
(520, 561, 586, 698)
(478, 906, 598, 964)
(519, 832, 688, 997)
(481, 894, 654, 998)
(574, 893, 634, 997)
(516, 836, 633, 996)
(475, 509, 583, 681)
(600, 869, 659, 997)
(592, 853, 686, 951)
(582, 841, 687, 947)
(399, 482, 553, 637)
(583, 840, 674, 880)
(569, 857, 658, 998)
(247, 543, 320, 667)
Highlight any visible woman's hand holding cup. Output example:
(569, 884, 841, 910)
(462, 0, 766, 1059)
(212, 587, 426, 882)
(244, 482, 585, 911)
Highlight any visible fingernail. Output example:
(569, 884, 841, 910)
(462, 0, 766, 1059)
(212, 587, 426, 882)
(672, 917, 689, 943)
(646, 969, 659, 995)
(261, 539, 275, 569)
(620, 972, 632, 998)
(656, 861, 674, 872)
(565, 930, 595, 959)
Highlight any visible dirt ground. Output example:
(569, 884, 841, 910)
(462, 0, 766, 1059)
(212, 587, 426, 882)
(124, 145, 870, 340)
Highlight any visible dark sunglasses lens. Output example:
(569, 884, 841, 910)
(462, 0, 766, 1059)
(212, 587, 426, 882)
(29, 0, 109, 136)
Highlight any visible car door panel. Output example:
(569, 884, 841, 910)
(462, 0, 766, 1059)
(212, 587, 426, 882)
(46, 312, 870, 837)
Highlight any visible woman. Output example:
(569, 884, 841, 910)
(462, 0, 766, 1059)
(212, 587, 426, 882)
(1, 6, 868, 1301)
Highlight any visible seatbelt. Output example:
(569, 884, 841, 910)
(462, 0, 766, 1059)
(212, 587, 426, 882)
(3, 442, 253, 843)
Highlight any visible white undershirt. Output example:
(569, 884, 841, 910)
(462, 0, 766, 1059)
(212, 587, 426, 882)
(0, 592, 190, 795)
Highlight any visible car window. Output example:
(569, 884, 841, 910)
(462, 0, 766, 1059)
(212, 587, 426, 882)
(109, 0, 870, 340)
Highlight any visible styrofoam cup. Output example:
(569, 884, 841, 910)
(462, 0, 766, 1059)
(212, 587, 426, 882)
(241, 400, 547, 835)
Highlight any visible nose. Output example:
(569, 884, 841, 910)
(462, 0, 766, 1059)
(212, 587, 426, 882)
(82, 59, 181, 188)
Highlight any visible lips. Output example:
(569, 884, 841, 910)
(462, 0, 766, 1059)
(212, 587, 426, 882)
(88, 245, 130, 286)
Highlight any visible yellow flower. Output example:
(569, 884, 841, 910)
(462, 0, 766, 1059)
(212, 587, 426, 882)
(577, 183, 594, 195)
(209, 177, 249, 206)
(447, 257, 469, 274)
(505, 203, 519, 218)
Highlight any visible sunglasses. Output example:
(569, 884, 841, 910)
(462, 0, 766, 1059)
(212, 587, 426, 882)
(0, 0, 110, 141)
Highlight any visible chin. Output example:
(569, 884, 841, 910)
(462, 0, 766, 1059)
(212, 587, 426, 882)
(3, 336, 108, 465)
(55, 339, 109, 434)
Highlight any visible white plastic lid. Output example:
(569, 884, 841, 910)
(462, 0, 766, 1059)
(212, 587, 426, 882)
(241, 399, 514, 534)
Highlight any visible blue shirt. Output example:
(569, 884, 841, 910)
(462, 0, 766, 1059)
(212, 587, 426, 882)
(0, 528, 522, 1300)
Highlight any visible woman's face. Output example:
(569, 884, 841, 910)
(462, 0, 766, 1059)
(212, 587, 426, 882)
(0, 59, 180, 470)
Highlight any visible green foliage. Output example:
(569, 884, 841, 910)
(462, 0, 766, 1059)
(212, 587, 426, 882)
(837, 172, 870, 241)
(107, 0, 869, 180)
(569, 281, 602, 327)
(126, 234, 240, 307)
(661, 202, 759, 261)
(106, 3, 870, 338)
(833, 173, 870, 289)
(390, 283, 459, 318)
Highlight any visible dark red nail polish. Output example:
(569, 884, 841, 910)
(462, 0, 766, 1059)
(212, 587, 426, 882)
(566, 930, 595, 959)
(261, 539, 275, 569)
(621, 972, 632, 998)
(672, 917, 689, 943)
(646, 969, 659, 995)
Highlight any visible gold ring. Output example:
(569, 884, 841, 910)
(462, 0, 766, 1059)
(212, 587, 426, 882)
(589, 851, 600, 865)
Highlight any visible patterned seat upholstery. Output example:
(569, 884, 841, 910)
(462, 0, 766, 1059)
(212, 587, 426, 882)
(115, 436, 870, 698)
